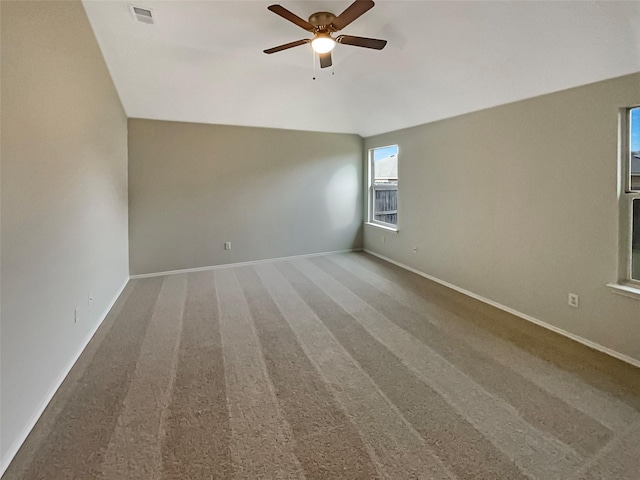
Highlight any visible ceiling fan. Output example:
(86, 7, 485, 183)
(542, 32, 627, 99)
(263, 0, 387, 69)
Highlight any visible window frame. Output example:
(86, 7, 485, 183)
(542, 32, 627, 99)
(368, 145, 399, 230)
(618, 106, 640, 288)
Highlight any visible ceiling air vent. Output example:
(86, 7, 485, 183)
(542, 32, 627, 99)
(129, 5, 154, 25)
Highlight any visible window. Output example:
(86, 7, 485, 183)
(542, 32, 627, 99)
(368, 145, 398, 228)
(633, 199, 639, 280)
(622, 107, 640, 283)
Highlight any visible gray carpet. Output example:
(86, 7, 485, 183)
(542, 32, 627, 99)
(4, 252, 640, 479)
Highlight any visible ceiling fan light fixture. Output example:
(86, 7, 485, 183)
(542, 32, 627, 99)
(311, 35, 336, 54)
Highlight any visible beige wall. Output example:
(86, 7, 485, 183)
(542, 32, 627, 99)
(364, 73, 640, 363)
(1, 0, 129, 468)
(128, 119, 363, 275)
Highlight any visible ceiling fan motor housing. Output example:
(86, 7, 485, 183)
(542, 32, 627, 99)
(308, 12, 337, 30)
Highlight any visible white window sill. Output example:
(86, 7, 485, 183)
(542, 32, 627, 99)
(607, 283, 640, 300)
(365, 222, 398, 232)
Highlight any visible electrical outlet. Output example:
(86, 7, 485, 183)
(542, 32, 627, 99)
(88, 293, 93, 307)
(412, 246, 418, 253)
(568, 293, 579, 308)
(224, 241, 232, 250)
(75, 307, 80, 323)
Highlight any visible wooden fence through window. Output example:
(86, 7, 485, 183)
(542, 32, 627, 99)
(374, 183, 397, 225)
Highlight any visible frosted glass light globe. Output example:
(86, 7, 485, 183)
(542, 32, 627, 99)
(311, 36, 336, 54)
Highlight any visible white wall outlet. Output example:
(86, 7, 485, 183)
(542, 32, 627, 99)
(412, 246, 418, 253)
(224, 241, 232, 250)
(381, 235, 385, 244)
(568, 293, 579, 308)
(88, 293, 93, 307)
(74, 307, 80, 323)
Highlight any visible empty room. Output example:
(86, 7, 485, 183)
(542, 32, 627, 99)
(2, 0, 640, 478)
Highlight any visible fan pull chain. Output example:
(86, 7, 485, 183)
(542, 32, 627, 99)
(312, 50, 316, 80)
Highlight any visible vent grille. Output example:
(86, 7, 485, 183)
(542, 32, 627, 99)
(130, 5, 154, 24)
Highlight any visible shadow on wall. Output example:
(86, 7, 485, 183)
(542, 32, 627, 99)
(325, 165, 359, 230)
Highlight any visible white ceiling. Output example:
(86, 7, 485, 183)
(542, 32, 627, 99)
(82, 0, 640, 137)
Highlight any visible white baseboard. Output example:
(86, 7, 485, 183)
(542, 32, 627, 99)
(364, 249, 640, 369)
(130, 248, 364, 279)
(0, 278, 130, 477)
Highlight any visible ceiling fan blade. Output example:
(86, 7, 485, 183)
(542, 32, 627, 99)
(263, 39, 310, 54)
(331, 0, 375, 31)
(336, 35, 387, 50)
(319, 52, 332, 68)
(267, 5, 315, 32)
